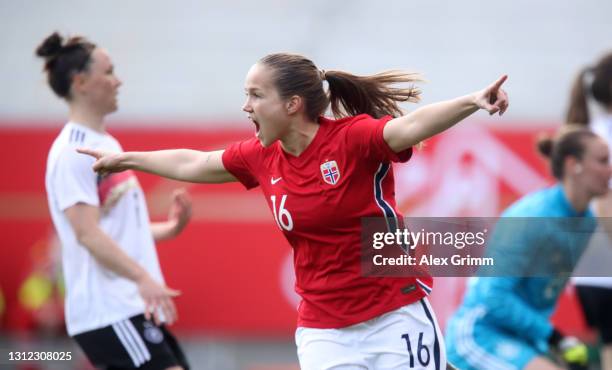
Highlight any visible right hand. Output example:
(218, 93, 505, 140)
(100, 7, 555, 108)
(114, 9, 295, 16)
(136, 274, 180, 326)
(76, 147, 127, 174)
(473, 75, 509, 116)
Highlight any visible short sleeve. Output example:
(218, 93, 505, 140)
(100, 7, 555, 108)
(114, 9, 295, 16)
(54, 147, 100, 211)
(222, 139, 261, 190)
(346, 114, 412, 163)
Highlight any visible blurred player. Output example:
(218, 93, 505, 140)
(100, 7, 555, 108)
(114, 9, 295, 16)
(37, 32, 192, 370)
(445, 127, 611, 370)
(79, 52, 508, 369)
(567, 51, 612, 370)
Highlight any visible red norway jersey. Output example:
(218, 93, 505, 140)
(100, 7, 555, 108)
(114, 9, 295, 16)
(222, 114, 433, 328)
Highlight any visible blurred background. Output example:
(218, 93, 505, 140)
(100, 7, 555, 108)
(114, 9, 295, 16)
(1, 0, 611, 369)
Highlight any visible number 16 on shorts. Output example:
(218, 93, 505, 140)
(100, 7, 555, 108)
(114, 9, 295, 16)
(402, 332, 430, 368)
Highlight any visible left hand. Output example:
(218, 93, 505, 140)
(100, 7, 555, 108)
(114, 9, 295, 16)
(167, 189, 192, 237)
(558, 336, 589, 369)
(474, 75, 509, 116)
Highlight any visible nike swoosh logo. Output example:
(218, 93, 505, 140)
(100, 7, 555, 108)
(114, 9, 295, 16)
(271, 177, 282, 185)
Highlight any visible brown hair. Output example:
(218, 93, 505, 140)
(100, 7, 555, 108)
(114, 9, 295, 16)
(566, 52, 612, 125)
(35, 32, 96, 100)
(537, 125, 597, 179)
(258, 53, 421, 121)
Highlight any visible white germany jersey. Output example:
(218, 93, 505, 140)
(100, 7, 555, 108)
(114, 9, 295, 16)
(45, 122, 165, 335)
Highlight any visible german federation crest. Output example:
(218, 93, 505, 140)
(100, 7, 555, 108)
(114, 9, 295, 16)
(142, 321, 164, 344)
(320, 160, 340, 185)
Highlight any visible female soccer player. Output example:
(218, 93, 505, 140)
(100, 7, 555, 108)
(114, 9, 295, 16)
(567, 51, 612, 370)
(38, 32, 191, 369)
(445, 127, 611, 370)
(79, 52, 508, 369)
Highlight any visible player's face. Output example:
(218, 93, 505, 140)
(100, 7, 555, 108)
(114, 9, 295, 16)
(242, 63, 291, 147)
(75, 48, 122, 115)
(577, 137, 611, 197)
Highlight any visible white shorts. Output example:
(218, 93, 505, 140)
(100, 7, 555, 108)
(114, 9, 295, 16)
(296, 298, 446, 370)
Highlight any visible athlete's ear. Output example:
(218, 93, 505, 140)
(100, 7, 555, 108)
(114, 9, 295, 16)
(564, 156, 581, 175)
(286, 95, 303, 115)
(71, 72, 88, 95)
(574, 164, 583, 174)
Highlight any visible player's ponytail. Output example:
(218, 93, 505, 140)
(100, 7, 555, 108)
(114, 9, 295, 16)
(565, 51, 612, 126)
(565, 67, 591, 125)
(325, 70, 421, 119)
(35, 32, 96, 99)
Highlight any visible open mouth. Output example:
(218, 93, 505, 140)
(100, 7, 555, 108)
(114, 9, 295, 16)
(251, 118, 260, 135)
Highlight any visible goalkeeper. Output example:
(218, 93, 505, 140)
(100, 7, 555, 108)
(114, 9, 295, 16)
(445, 126, 610, 370)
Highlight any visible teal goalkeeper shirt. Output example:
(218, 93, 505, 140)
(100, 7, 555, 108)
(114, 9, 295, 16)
(459, 184, 596, 348)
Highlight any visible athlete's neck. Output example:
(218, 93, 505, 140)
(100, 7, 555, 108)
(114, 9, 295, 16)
(280, 119, 319, 157)
(562, 181, 590, 213)
(69, 104, 106, 133)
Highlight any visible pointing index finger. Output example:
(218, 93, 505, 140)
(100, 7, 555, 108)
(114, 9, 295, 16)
(76, 147, 99, 158)
(491, 75, 508, 91)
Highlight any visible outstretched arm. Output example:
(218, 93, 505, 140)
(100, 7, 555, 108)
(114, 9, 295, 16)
(384, 75, 509, 152)
(77, 148, 237, 184)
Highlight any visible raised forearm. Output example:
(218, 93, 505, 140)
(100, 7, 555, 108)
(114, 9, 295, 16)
(407, 94, 478, 139)
(384, 75, 508, 153)
(112, 149, 234, 183)
(121, 149, 204, 181)
(386, 94, 478, 151)
(150, 221, 177, 242)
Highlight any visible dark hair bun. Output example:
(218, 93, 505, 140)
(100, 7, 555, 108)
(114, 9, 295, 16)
(537, 135, 554, 158)
(36, 32, 63, 59)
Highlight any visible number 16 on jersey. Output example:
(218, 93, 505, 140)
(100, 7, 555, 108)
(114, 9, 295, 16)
(271, 195, 293, 231)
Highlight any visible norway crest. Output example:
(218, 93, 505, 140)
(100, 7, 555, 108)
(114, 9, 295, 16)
(320, 160, 340, 185)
